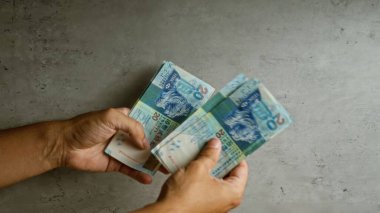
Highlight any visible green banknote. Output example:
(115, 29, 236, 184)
(152, 79, 292, 178)
(151, 74, 249, 157)
(105, 61, 215, 175)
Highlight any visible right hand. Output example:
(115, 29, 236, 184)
(156, 138, 249, 213)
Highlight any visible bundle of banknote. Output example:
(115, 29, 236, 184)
(105, 60, 292, 178)
(105, 61, 215, 175)
(151, 77, 292, 178)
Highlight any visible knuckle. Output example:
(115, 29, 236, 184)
(189, 160, 203, 168)
(171, 169, 185, 183)
(117, 107, 130, 116)
(174, 168, 185, 178)
(187, 161, 205, 173)
(121, 107, 130, 112)
(198, 155, 216, 166)
(231, 197, 242, 208)
(209, 157, 218, 165)
(131, 120, 144, 132)
(136, 120, 144, 130)
(103, 108, 116, 119)
(223, 186, 243, 208)
(130, 119, 138, 129)
(198, 151, 211, 161)
(203, 157, 215, 166)
(232, 185, 244, 196)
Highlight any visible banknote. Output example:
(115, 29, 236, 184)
(105, 61, 215, 175)
(151, 74, 249, 156)
(152, 79, 292, 178)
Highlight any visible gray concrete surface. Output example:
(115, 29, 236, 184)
(0, 0, 379, 212)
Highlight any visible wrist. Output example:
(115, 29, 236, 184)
(132, 200, 181, 213)
(153, 200, 179, 213)
(40, 120, 68, 169)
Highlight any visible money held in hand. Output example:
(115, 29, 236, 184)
(152, 79, 292, 178)
(105, 60, 292, 178)
(105, 61, 215, 175)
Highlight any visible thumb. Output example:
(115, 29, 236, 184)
(115, 107, 130, 116)
(195, 138, 221, 170)
(101, 108, 149, 150)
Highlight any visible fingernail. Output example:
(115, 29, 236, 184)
(142, 138, 150, 149)
(208, 139, 221, 149)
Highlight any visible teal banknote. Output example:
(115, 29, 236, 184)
(152, 79, 292, 178)
(105, 61, 215, 175)
(151, 74, 249, 157)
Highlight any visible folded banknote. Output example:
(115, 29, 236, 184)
(105, 61, 215, 175)
(152, 79, 292, 178)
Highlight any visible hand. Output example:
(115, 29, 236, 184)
(133, 138, 249, 213)
(58, 108, 152, 184)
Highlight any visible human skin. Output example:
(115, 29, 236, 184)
(0, 108, 248, 212)
(0, 108, 152, 187)
(132, 139, 249, 213)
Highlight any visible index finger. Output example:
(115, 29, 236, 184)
(224, 160, 248, 189)
(194, 138, 221, 170)
(115, 107, 130, 116)
(102, 108, 148, 150)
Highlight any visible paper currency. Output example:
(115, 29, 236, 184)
(105, 61, 215, 175)
(152, 73, 249, 155)
(152, 79, 292, 178)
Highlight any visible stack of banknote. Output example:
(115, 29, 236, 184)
(105, 61, 215, 175)
(105, 60, 292, 178)
(152, 77, 292, 178)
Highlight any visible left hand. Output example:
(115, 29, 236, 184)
(58, 108, 153, 184)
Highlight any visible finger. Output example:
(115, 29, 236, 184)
(113, 114, 148, 150)
(104, 108, 149, 150)
(224, 160, 248, 189)
(159, 166, 169, 174)
(115, 107, 130, 116)
(119, 165, 152, 184)
(121, 133, 150, 151)
(106, 157, 123, 172)
(195, 138, 221, 170)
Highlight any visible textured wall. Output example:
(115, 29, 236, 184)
(0, 0, 379, 212)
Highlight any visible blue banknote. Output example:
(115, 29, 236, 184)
(152, 79, 292, 178)
(105, 61, 215, 175)
(151, 74, 249, 157)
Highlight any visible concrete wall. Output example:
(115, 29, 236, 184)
(0, 0, 379, 212)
